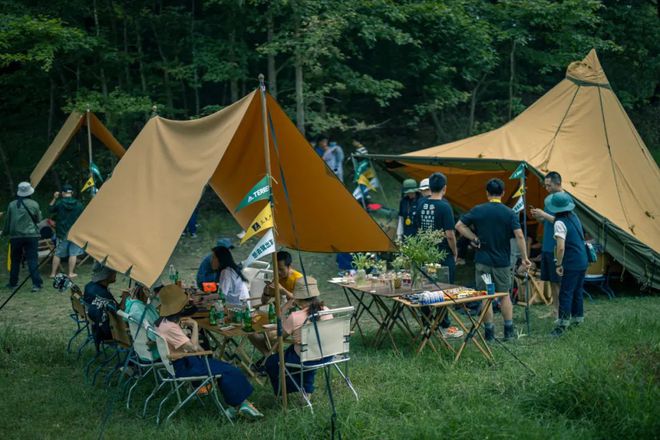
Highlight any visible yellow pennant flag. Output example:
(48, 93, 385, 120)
(513, 184, 525, 198)
(357, 174, 375, 190)
(240, 203, 274, 244)
(81, 176, 95, 192)
(7, 242, 11, 272)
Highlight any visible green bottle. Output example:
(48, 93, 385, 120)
(216, 301, 225, 324)
(242, 303, 253, 332)
(209, 305, 217, 326)
(268, 303, 276, 324)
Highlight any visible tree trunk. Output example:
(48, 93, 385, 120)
(123, 16, 132, 88)
(190, 0, 200, 115)
(429, 109, 444, 143)
(92, 0, 109, 99)
(508, 39, 517, 121)
(0, 140, 14, 195)
(294, 52, 305, 135)
(468, 73, 488, 135)
(229, 31, 239, 102)
(267, 13, 277, 98)
(135, 19, 148, 94)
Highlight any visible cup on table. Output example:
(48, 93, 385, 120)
(486, 283, 495, 295)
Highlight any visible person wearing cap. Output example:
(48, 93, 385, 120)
(155, 284, 263, 418)
(2, 182, 43, 291)
(545, 192, 588, 337)
(195, 238, 233, 289)
(418, 178, 431, 199)
(214, 246, 250, 307)
(263, 276, 331, 396)
(455, 178, 531, 342)
(84, 262, 126, 349)
(396, 179, 420, 241)
(48, 184, 84, 279)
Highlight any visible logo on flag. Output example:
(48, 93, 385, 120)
(81, 176, 95, 193)
(243, 229, 276, 267)
(509, 163, 526, 180)
(240, 203, 274, 244)
(235, 175, 271, 213)
(512, 197, 525, 213)
(512, 185, 525, 198)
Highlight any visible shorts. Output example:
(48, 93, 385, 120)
(55, 239, 85, 258)
(475, 263, 512, 292)
(540, 252, 561, 283)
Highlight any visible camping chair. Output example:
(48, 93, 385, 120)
(102, 310, 135, 387)
(583, 252, 615, 300)
(284, 306, 357, 413)
(150, 326, 233, 425)
(245, 268, 274, 310)
(117, 310, 165, 415)
(68, 289, 93, 358)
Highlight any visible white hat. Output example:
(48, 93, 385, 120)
(419, 178, 430, 191)
(17, 182, 35, 197)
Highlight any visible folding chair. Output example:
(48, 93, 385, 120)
(103, 311, 135, 387)
(150, 327, 233, 425)
(284, 306, 358, 413)
(583, 252, 615, 300)
(117, 310, 164, 415)
(244, 267, 273, 310)
(68, 289, 93, 358)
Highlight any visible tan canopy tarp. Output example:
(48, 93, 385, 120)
(370, 50, 660, 289)
(30, 111, 125, 188)
(68, 90, 394, 286)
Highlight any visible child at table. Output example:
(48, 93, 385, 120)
(263, 276, 332, 396)
(155, 284, 263, 419)
(213, 246, 250, 307)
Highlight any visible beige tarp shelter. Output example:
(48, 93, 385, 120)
(30, 111, 125, 188)
(68, 90, 395, 286)
(368, 50, 660, 289)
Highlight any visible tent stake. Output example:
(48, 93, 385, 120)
(258, 73, 287, 410)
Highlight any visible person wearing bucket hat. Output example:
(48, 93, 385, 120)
(2, 182, 43, 291)
(545, 192, 588, 337)
(83, 262, 123, 348)
(396, 179, 420, 241)
(154, 284, 263, 418)
(263, 276, 332, 396)
(48, 184, 84, 279)
(195, 237, 235, 289)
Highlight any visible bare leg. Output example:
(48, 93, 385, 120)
(551, 282, 560, 318)
(51, 256, 61, 277)
(500, 294, 513, 321)
(68, 256, 78, 277)
(483, 301, 494, 324)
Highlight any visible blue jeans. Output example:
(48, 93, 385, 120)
(185, 207, 199, 235)
(558, 269, 585, 323)
(9, 237, 42, 288)
(173, 356, 253, 406)
(265, 345, 328, 395)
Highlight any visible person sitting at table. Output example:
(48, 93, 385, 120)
(215, 246, 250, 307)
(155, 284, 263, 419)
(196, 238, 234, 289)
(124, 284, 160, 360)
(263, 277, 332, 397)
(84, 262, 128, 350)
(261, 251, 303, 307)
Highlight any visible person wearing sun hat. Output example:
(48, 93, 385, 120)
(396, 178, 420, 241)
(154, 284, 263, 418)
(545, 192, 588, 337)
(263, 276, 332, 396)
(2, 182, 43, 291)
(84, 262, 123, 349)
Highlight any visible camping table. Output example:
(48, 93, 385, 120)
(331, 280, 459, 354)
(195, 312, 277, 385)
(393, 292, 508, 365)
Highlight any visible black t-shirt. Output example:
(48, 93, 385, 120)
(414, 198, 455, 253)
(460, 201, 521, 268)
(398, 195, 420, 237)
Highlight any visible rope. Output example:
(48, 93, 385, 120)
(0, 245, 55, 313)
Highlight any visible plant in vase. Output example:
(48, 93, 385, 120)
(396, 229, 447, 288)
(351, 253, 372, 285)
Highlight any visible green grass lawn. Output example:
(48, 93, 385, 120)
(0, 208, 659, 439)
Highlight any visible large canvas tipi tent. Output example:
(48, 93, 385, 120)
(68, 89, 394, 287)
(30, 111, 125, 188)
(369, 50, 660, 289)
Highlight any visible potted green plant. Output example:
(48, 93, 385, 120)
(351, 253, 372, 285)
(396, 229, 447, 288)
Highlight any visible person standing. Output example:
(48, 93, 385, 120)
(319, 137, 345, 182)
(396, 179, 419, 241)
(530, 171, 566, 319)
(2, 182, 43, 291)
(418, 178, 431, 199)
(455, 178, 531, 341)
(545, 192, 588, 336)
(414, 173, 462, 338)
(49, 184, 84, 278)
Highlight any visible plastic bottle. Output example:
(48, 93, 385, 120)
(209, 305, 217, 326)
(268, 303, 276, 324)
(242, 301, 254, 332)
(168, 264, 176, 283)
(215, 301, 224, 324)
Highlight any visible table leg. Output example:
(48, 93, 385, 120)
(417, 309, 446, 355)
(342, 287, 366, 339)
(372, 297, 400, 354)
(453, 299, 495, 365)
(447, 307, 490, 361)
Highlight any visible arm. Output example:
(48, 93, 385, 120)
(178, 318, 202, 351)
(555, 237, 566, 276)
(445, 230, 458, 260)
(455, 220, 478, 243)
(49, 192, 60, 209)
(530, 207, 554, 223)
(513, 229, 532, 268)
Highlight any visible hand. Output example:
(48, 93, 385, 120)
(470, 238, 481, 249)
(530, 208, 543, 220)
(522, 258, 532, 270)
(556, 266, 564, 276)
(53, 191, 60, 199)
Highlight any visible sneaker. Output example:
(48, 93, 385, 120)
(31, 286, 42, 292)
(225, 407, 237, 420)
(503, 324, 516, 341)
(440, 326, 464, 339)
(484, 326, 495, 342)
(550, 326, 567, 337)
(190, 233, 198, 238)
(239, 401, 264, 419)
(196, 383, 212, 396)
(5, 284, 17, 289)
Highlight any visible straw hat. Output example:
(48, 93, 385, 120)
(293, 276, 320, 300)
(544, 192, 575, 214)
(91, 262, 116, 283)
(17, 182, 35, 197)
(158, 284, 189, 316)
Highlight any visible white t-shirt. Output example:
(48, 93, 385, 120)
(219, 268, 250, 306)
(553, 220, 568, 241)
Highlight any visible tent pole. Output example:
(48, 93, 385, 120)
(86, 109, 94, 196)
(258, 74, 287, 411)
(522, 165, 531, 335)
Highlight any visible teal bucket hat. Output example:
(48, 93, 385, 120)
(544, 192, 575, 214)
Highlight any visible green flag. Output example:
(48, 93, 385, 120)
(235, 175, 271, 213)
(509, 162, 526, 180)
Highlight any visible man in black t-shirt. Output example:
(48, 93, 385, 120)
(456, 178, 531, 342)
